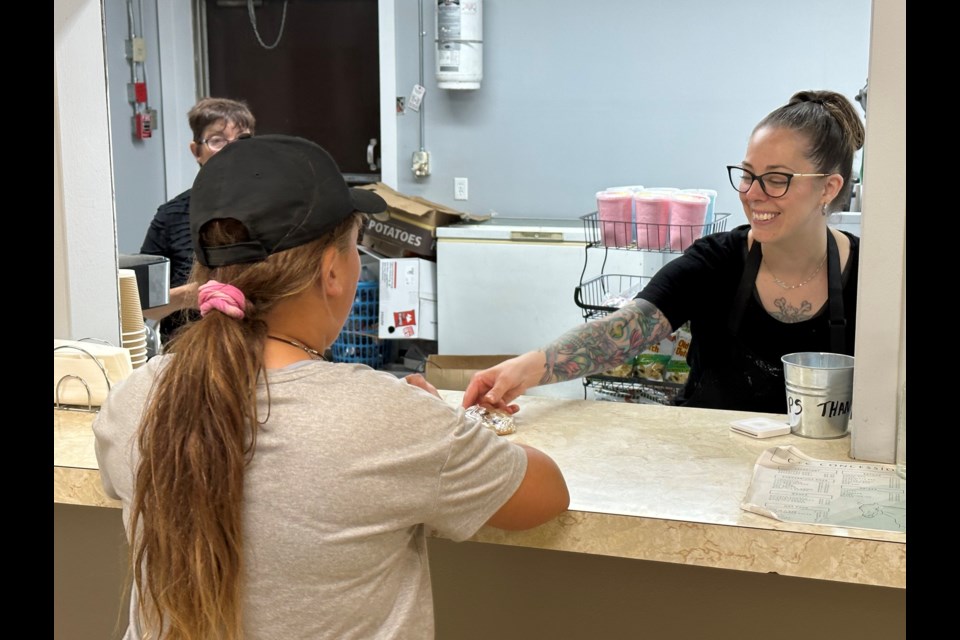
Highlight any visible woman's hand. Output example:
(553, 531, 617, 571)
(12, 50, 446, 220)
(403, 373, 441, 399)
(461, 351, 547, 414)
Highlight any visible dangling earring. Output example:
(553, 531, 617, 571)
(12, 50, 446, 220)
(821, 203, 828, 216)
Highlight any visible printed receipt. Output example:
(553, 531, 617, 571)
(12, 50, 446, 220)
(741, 445, 906, 533)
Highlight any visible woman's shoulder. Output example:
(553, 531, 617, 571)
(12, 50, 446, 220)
(272, 362, 457, 413)
(841, 229, 861, 250)
(829, 227, 860, 272)
(93, 356, 168, 438)
(679, 224, 749, 265)
(270, 363, 463, 445)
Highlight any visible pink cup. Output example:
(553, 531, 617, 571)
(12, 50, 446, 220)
(668, 194, 709, 251)
(633, 192, 670, 250)
(597, 191, 633, 247)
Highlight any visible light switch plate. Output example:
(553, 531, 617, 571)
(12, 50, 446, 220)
(454, 177, 468, 200)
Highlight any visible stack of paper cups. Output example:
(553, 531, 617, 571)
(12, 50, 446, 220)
(596, 190, 634, 247)
(633, 191, 671, 250)
(118, 269, 148, 368)
(668, 193, 710, 251)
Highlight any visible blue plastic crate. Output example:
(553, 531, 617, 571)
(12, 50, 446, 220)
(331, 281, 387, 368)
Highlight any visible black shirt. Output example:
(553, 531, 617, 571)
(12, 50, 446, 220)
(637, 225, 859, 413)
(139, 189, 200, 341)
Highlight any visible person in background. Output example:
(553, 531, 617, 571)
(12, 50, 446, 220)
(463, 89, 864, 415)
(140, 97, 256, 343)
(94, 135, 569, 639)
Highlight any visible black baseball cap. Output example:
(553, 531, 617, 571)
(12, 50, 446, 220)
(190, 134, 387, 267)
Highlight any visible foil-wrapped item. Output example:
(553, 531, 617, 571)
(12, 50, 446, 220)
(465, 405, 516, 436)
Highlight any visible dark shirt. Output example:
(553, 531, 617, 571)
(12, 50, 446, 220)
(637, 225, 859, 413)
(140, 189, 200, 341)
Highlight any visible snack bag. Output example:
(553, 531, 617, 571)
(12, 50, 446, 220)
(635, 333, 676, 382)
(664, 324, 692, 384)
(635, 353, 671, 381)
(601, 362, 636, 379)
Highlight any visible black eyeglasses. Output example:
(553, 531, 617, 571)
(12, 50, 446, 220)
(200, 131, 252, 152)
(727, 165, 831, 199)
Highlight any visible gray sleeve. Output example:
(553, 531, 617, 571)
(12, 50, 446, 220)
(91, 361, 160, 505)
(91, 415, 121, 500)
(427, 409, 528, 541)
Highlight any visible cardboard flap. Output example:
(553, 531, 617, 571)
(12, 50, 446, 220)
(359, 182, 490, 222)
(425, 355, 516, 392)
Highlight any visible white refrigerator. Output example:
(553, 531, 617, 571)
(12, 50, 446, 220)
(437, 218, 663, 400)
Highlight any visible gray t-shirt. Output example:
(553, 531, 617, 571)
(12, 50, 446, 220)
(93, 356, 528, 639)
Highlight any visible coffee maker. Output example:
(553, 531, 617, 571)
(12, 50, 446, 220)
(119, 254, 171, 311)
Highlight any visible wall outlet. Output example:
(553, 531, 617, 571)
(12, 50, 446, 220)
(454, 177, 468, 200)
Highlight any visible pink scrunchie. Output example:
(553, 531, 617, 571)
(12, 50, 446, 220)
(197, 280, 246, 320)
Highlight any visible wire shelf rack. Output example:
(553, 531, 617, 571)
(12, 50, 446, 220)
(573, 275, 687, 405)
(586, 375, 683, 405)
(574, 273, 648, 321)
(580, 212, 730, 253)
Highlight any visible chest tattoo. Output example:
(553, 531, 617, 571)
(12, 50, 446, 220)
(771, 297, 813, 323)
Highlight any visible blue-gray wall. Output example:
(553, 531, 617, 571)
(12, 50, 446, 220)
(105, 0, 872, 251)
(104, 0, 168, 254)
(392, 1, 872, 227)
(105, 0, 198, 255)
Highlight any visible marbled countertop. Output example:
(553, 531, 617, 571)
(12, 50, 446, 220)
(53, 392, 905, 588)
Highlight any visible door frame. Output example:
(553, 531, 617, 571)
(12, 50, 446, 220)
(377, 0, 398, 187)
(160, 0, 398, 195)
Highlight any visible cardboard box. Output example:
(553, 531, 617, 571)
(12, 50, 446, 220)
(379, 258, 438, 340)
(359, 182, 488, 258)
(361, 219, 436, 259)
(425, 355, 517, 392)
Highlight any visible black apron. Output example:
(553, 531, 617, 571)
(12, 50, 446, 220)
(678, 230, 845, 411)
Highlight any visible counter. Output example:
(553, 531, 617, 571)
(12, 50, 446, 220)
(53, 392, 905, 589)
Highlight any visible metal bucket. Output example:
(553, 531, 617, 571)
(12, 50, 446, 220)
(781, 352, 854, 439)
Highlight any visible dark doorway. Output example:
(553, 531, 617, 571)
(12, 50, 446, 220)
(203, 0, 380, 181)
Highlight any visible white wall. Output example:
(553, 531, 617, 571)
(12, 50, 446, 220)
(54, 0, 120, 344)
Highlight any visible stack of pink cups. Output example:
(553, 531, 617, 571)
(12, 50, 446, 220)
(679, 188, 717, 230)
(668, 193, 710, 251)
(633, 191, 672, 250)
(596, 190, 635, 248)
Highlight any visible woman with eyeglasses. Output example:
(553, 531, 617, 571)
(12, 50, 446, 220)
(139, 97, 256, 344)
(462, 90, 864, 414)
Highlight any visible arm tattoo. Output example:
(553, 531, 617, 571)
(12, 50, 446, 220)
(771, 297, 814, 323)
(538, 299, 674, 384)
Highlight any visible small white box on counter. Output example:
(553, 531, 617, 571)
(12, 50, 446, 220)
(379, 258, 437, 340)
(729, 417, 791, 439)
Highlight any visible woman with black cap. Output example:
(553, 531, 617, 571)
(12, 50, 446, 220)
(93, 135, 569, 640)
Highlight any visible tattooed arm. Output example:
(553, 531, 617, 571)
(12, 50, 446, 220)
(462, 299, 674, 412)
